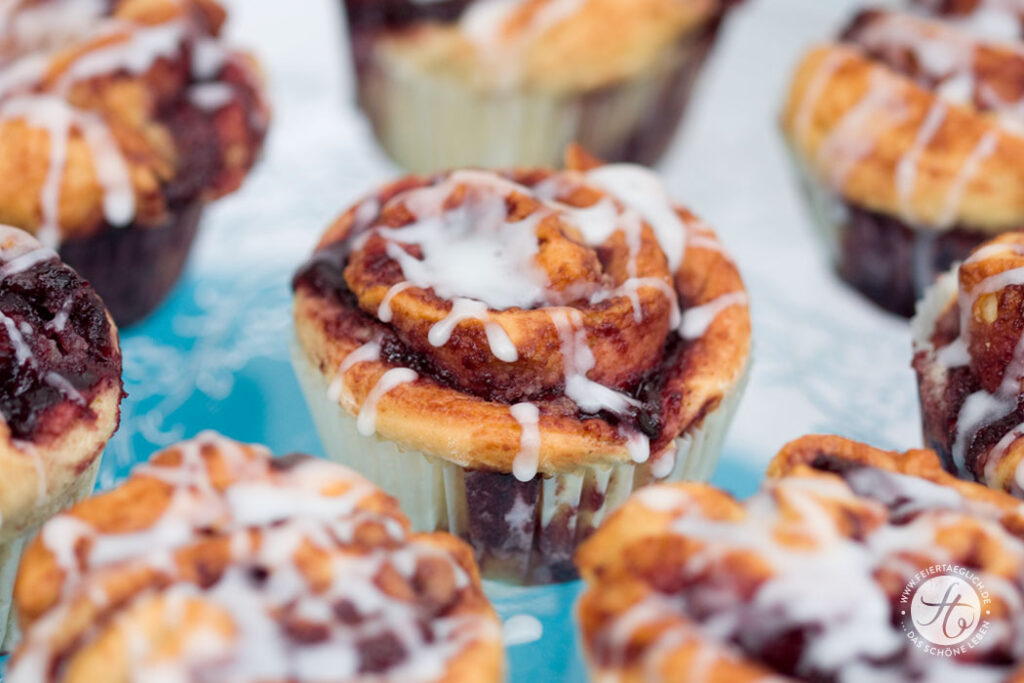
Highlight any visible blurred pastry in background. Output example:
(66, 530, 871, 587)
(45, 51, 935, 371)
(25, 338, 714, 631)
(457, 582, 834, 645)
(913, 231, 1024, 497)
(0, 0, 270, 325)
(781, 9, 1024, 316)
(578, 434, 1024, 682)
(341, 0, 744, 172)
(291, 147, 750, 583)
(0, 225, 122, 652)
(7, 432, 503, 682)
(912, 0, 1024, 39)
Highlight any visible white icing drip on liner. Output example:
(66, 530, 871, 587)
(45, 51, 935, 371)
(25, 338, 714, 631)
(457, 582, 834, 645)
(615, 470, 1024, 681)
(11, 432, 498, 683)
(510, 402, 541, 482)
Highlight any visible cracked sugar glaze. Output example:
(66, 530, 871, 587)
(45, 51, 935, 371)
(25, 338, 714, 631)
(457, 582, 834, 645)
(295, 162, 748, 481)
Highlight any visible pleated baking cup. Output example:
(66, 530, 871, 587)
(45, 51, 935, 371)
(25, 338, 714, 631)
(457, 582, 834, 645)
(0, 455, 102, 653)
(355, 25, 719, 172)
(292, 340, 749, 584)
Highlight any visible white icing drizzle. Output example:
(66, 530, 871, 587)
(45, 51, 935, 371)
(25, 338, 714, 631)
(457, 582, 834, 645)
(356, 368, 418, 436)
(937, 130, 1000, 228)
(896, 101, 946, 223)
(794, 51, 852, 139)
(679, 291, 749, 340)
(428, 297, 518, 363)
(502, 614, 543, 646)
(816, 71, 909, 190)
(377, 281, 414, 322)
(11, 432, 498, 682)
(609, 470, 1024, 682)
(585, 165, 688, 271)
(510, 402, 541, 482)
(188, 82, 234, 111)
(327, 340, 381, 403)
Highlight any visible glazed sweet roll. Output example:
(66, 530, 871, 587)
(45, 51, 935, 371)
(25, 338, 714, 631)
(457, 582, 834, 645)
(0, 225, 122, 652)
(911, 231, 1024, 496)
(0, 0, 269, 324)
(291, 148, 751, 583)
(341, 0, 744, 171)
(6, 432, 504, 682)
(577, 435, 1024, 682)
(781, 9, 1024, 316)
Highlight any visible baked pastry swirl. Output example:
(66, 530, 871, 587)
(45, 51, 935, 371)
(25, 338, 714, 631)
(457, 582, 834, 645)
(911, 231, 1024, 496)
(0, 225, 122, 652)
(6, 432, 503, 682)
(781, 8, 1024, 316)
(0, 0, 269, 324)
(577, 434, 1024, 682)
(291, 148, 750, 583)
(341, 0, 743, 171)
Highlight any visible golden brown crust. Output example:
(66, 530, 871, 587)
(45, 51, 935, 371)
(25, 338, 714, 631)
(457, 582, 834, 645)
(781, 13, 1024, 233)
(10, 434, 504, 682)
(376, 0, 728, 93)
(0, 0, 269, 242)
(577, 435, 1024, 682)
(292, 153, 750, 476)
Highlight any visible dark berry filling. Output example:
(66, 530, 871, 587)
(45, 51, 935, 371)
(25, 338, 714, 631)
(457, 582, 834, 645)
(0, 254, 120, 440)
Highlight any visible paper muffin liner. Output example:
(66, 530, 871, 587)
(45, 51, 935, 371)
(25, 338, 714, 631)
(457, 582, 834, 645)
(792, 158, 989, 316)
(352, 22, 723, 172)
(292, 339, 749, 584)
(58, 199, 204, 327)
(0, 455, 101, 653)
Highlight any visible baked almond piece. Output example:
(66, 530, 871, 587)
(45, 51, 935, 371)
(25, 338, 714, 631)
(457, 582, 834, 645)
(341, 0, 744, 171)
(6, 432, 503, 683)
(0, 0, 269, 325)
(577, 434, 1024, 682)
(781, 8, 1024, 316)
(0, 225, 122, 652)
(291, 148, 751, 583)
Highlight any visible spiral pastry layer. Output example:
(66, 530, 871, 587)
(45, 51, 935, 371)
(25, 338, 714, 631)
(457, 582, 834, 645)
(578, 434, 1024, 682)
(782, 8, 1024, 315)
(0, 0, 269, 323)
(291, 150, 750, 582)
(7, 432, 504, 682)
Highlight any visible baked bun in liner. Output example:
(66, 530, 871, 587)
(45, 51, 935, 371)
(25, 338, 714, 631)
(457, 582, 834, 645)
(0, 0, 269, 324)
(781, 8, 1024, 316)
(0, 225, 122, 652)
(911, 230, 1024, 497)
(341, 0, 743, 171)
(577, 434, 1024, 682)
(5, 432, 503, 682)
(291, 147, 750, 583)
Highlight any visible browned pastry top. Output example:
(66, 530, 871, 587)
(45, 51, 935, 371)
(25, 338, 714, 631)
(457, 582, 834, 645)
(293, 148, 750, 479)
(0, 0, 269, 246)
(372, 0, 735, 92)
(577, 434, 1024, 682)
(0, 225, 121, 542)
(8, 433, 504, 683)
(781, 9, 1024, 233)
